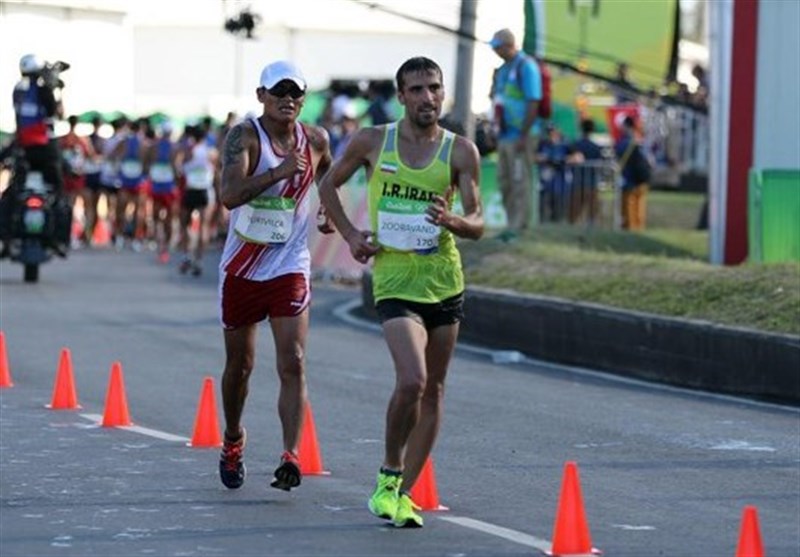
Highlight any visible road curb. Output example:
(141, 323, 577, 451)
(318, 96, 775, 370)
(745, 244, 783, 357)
(359, 274, 800, 405)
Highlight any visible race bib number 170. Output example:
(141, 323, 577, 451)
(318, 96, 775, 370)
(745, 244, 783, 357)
(377, 198, 440, 253)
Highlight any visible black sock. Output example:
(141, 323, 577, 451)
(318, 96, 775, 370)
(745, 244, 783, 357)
(380, 467, 402, 477)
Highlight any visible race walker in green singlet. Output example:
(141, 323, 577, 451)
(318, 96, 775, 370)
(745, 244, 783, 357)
(318, 57, 484, 529)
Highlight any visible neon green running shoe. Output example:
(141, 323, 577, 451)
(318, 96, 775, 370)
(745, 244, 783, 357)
(368, 471, 401, 520)
(394, 492, 423, 528)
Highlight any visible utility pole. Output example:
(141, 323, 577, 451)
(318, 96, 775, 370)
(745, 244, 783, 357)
(452, 0, 478, 140)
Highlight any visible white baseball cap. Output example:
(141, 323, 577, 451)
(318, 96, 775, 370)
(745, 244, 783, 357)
(259, 60, 306, 90)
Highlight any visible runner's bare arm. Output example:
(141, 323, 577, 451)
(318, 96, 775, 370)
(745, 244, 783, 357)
(142, 144, 154, 175)
(427, 136, 484, 240)
(318, 127, 382, 259)
(138, 141, 147, 165)
(306, 125, 332, 183)
(219, 122, 285, 210)
(84, 136, 97, 158)
(306, 125, 336, 233)
(170, 145, 180, 175)
(111, 139, 125, 162)
(318, 127, 379, 239)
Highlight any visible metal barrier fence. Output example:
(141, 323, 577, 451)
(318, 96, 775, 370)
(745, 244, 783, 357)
(538, 159, 621, 229)
(642, 104, 709, 181)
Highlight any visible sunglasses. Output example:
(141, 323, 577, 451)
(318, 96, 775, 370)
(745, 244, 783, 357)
(266, 81, 306, 99)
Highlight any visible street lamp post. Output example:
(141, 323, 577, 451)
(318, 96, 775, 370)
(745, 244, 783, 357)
(452, 0, 478, 141)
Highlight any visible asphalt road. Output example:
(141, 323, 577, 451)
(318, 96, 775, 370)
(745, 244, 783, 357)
(1, 247, 798, 557)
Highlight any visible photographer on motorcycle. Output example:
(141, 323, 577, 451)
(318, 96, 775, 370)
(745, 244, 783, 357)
(0, 53, 70, 257)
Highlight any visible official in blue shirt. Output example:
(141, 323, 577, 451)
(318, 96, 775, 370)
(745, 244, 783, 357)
(490, 28, 542, 241)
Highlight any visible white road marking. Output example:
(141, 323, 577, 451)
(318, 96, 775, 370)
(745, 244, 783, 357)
(351, 438, 381, 444)
(709, 440, 776, 452)
(438, 515, 552, 553)
(79, 414, 190, 443)
(612, 523, 656, 531)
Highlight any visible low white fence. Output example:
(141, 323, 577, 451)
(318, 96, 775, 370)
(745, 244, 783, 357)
(538, 159, 622, 229)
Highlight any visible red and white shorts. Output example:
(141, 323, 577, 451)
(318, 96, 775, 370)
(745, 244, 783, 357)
(220, 272, 310, 329)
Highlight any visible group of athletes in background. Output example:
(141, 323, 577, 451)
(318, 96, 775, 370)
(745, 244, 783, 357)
(59, 112, 237, 275)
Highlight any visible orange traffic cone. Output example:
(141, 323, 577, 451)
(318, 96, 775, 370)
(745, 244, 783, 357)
(46, 348, 81, 409)
(736, 506, 765, 557)
(102, 361, 132, 427)
(188, 377, 222, 448)
(410, 456, 449, 511)
(71, 218, 83, 243)
(547, 461, 601, 556)
(0, 331, 13, 388)
(297, 403, 329, 475)
(92, 218, 111, 247)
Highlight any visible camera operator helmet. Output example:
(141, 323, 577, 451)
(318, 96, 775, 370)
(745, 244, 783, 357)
(19, 54, 45, 76)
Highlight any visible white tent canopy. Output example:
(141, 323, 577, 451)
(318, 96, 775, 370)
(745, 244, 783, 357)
(0, 0, 526, 131)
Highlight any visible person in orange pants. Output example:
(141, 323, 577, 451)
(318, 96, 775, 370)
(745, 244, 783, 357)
(622, 181, 648, 230)
(615, 116, 651, 231)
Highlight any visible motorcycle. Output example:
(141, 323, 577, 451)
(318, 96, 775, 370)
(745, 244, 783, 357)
(0, 146, 68, 283)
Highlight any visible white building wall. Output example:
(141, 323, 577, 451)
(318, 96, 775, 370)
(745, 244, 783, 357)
(132, 25, 455, 120)
(1, 0, 516, 133)
(753, 0, 800, 169)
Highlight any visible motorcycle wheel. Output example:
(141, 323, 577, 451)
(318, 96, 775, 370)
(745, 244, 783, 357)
(23, 264, 39, 283)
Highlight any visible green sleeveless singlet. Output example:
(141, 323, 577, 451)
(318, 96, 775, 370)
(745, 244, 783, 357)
(368, 121, 464, 303)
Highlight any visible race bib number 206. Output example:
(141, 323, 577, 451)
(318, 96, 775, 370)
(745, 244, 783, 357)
(234, 197, 296, 244)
